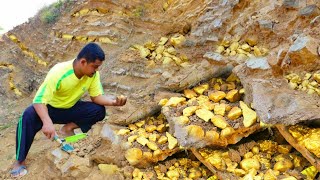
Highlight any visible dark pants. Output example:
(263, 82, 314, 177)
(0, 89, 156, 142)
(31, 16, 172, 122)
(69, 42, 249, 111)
(15, 101, 106, 162)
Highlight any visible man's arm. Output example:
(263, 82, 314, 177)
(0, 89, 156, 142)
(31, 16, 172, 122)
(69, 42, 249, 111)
(33, 104, 56, 139)
(91, 94, 127, 106)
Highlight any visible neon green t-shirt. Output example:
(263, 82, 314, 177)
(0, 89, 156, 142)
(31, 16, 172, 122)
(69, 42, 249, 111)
(33, 60, 104, 108)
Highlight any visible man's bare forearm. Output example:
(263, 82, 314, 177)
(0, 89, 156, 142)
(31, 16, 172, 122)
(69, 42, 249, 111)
(91, 94, 126, 106)
(33, 104, 53, 125)
(91, 95, 116, 106)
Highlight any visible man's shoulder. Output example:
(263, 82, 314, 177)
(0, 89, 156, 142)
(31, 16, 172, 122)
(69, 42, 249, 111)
(49, 60, 74, 73)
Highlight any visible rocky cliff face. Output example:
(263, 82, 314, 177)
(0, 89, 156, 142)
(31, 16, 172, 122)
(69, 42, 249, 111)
(0, 0, 320, 179)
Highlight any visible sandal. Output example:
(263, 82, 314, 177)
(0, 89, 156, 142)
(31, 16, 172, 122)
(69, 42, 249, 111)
(10, 165, 28, 178)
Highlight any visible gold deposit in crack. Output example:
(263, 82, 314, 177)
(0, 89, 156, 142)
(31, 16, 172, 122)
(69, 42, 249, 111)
(131, 35, 188, 66)
(289, 125, 320, 158)
(215, 38, 268, 59)
(131, 158, 212, 180)
(198, 140, 312, 179)
(285, 72, 320, 96)
(0, 65, 22, 96)
(72, 8, 109, 17)
(240, 101, 257, 128)
(160, 73, 261, 145)
(118, 115, 181, 167)
(8, 34, 47, 66)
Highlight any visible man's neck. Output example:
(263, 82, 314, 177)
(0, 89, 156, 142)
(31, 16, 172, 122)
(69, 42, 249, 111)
(73, 59, 83, 79)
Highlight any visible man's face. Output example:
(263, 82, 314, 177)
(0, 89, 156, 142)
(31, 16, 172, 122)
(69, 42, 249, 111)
(82, 59, 103, 77)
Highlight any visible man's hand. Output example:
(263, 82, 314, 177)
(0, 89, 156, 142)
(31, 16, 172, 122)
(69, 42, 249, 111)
(42, 122, 56, 139)
(113, 95, 127, 106)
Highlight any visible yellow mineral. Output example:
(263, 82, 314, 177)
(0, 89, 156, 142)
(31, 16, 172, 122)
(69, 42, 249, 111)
(159, 37, 169, 45)
(139, 47, 151, 58)
(184, 89, 198, 99)
(241, 43, 251, 52)
(158, 135, 168, 144)
(230, 42, 239, 51)
(253, 46, 262, 56)
(166, 169, 180, 179)
(205, 130, 219, 142)
(225, 89, 240, 102)
(128, 124, 138, 131)
(165, 97, 186, 107)
(273, 159, 293, 172)
(211, 115, 229, 129)
(245, 35, 258, 46)
(213, 83, 221, 90)
(183, 106, 198, 117)
(193, 84, 209, 95)
(158, 98, 169, 106)
(157, 124, 166, 133)
(145, 125, 157, 133)
(98, 164, 119, 175)
(135, 120, 145, 128)
(9, 34, 18, 42)
(166, 132, 178, 149)
(288, 82, 298, 90)
(170, 34, 186, 47)
(125, 148, 143, 165)
(221, 40, 230, 47)
(263, 169, 279, 180)
(79, 8, 90, 15)
(220, 127, 235, 137)
(62, 34, 74, 40)
(240, 158, 260, 171)
(313, 73, 320, 83)
(240, 101, 257, 128)
(214, 103, 226, 116)
(167, 47, 177, 55)
(148, 134, 157, 142)
(227, 107, 242, 120)
(195, 108, 214, 122)
(216, 46, 225, 53)
(98, 37, 113, 44)
(277, 145, 292, 154)
(175, 116, 190, 125)
(128, 135, 138, 143)
(153, 149, 162, 156)
(117, 129, 130, 135)
(144, 41, 156, 50)
(301, 166, 318, 180)
(186, 125, 205, 139)
(147, 141, 158, 151)
(199, 101, 215, 111)
(136, 136, 149, 146)
(208, 91, 226, 102)
(162, 56, 173, 64)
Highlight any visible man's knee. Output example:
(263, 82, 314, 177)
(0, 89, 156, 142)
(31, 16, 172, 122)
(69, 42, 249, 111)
(22, 105, 38, 125)
(95, 105, 106, 121)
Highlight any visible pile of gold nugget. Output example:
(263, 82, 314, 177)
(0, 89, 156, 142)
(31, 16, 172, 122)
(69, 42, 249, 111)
(289, 125, 320, 159)
(285, 72, 320, 95)
(198, 140, 317, 180)
(130, 34, 189, 66)
(215, 36, 268, 59)
(130, 157, 213, 180)
(116, 114, 180, 167)
(160, 73, 260, 147)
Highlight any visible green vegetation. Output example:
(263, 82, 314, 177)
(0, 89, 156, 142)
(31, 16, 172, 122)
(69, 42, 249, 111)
(0, 26, 3, 30)
(132, 6, 145, 17)
(39, 0, 73, 24)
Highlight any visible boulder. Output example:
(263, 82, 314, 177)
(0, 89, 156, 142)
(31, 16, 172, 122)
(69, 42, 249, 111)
(299, 5, 320, 17)
(286, 35, 320, 69)
(282, 0, 299, 9)
(246, 57, 271, 70)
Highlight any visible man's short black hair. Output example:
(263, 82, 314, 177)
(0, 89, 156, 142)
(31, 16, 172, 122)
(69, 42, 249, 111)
(77, 43, 105, 63)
